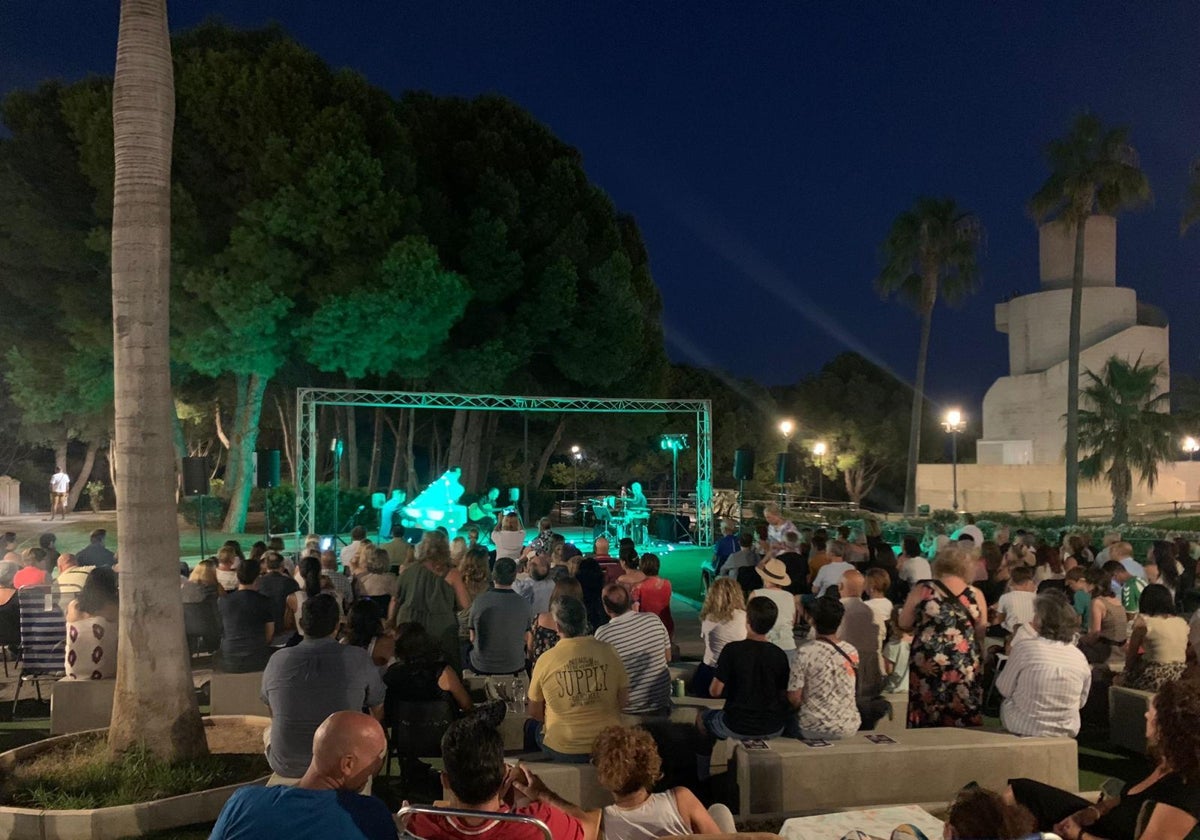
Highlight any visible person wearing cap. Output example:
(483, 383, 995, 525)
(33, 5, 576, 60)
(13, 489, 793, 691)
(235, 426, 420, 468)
(749, 557, 799, 665)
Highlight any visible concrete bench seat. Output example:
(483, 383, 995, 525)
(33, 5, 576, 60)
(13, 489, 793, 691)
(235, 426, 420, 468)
(50, 678, 116, 734)
(1108, 685, 1154, 755)
(509, 755, 611, 809)
(875, 692, 908, 735)
(209, 670, 269, 717)
(734, 728, 1078, 818)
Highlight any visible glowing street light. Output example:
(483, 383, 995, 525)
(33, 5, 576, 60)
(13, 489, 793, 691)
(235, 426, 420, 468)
(812, 441, 827, 503)
(570, 445, 584, 500)
(1184, 437, 1199, 461)
(779, 419, 795, 438)
(942, 409, 966, 510)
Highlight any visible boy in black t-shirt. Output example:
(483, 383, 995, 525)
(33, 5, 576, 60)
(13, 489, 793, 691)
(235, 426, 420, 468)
(694, 596, 791, 778)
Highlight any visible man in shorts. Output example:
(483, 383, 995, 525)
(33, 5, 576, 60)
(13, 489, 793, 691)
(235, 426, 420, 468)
(48, 466, 70, 521)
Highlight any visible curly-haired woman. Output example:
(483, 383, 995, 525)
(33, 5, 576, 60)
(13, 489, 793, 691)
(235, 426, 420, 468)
(1006, 678, 1200, 839)
(592, 726, 733, 839)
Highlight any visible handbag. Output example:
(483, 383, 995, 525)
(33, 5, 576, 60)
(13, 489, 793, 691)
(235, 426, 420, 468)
(817, 637, 891, 731)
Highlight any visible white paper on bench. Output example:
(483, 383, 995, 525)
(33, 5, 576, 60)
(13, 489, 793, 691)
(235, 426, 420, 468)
(781, 804, 944, 840)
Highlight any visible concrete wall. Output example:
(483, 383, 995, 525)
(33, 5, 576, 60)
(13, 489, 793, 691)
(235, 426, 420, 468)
(916, 461, 1200, 517)
(980, 324, 1169, 464)
(1038, 216, 1117, 290)
(997, 286, 1137, 375)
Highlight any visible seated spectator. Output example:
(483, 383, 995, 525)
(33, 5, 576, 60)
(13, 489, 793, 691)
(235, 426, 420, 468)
(53, 552, 93, 611)
(776, 530, 809, 597)
(526, 576, 584, 670)
(1105, 556, 1146, 618)
(721, 531, 758, 580)
(1078, 567, 1127, 667)
(632, 553, 674, 639)
(595, 584, 671, 716)
(1064, 566, 1091, 628)
(37, 532, 59, 569)
(897, 536, 931, 586)
(524, 517, 556, 558)
(514, 555, 555, 616)
(384, 622, 473, 723)
(940, 786, 1035, 840)
(468, 557, 532, 676)
(864, 568, 893, 627)
(811, 541, 854, 595)
(75, 528, 116, 569)
(403, 716, 589, 840)
(1007, 679, 1200, 839)
(258, 551, 300, 646)
(450, 536, 468, 568)
(587, 536, 622, 586)
(355, 548, 401, 625)
(750, 557, 798, 664)
(64, 566, 119, 680)
(491, 511, 526, 561)
(316, 548, 352, 608)
(262, 594, 386, 785)
(216, 545, 240, 592)
(995, 591, 1091, 738)
(575, 557, 609, 630)
(711, 518, 740, 576)
(217, 558, 274, 674)
(211, 711, 396, 840)
(695, 596, 790, 777)
(788, 595, 860, 740)
(343, 599, 395, 670)
(341, 526, 368, 572)
(1121, 583, 1190, 691)
(593, 726, 732, 839)
(992, 566, 1037, 635)
(836, 570, 885, 698)
(692, 577, 747, 697)
(615, 542, 645, 591)
(380, 526, 413, 570)
(880, 606, 912, 694)
(14, 547, 49, 588)
(0, 559, 20, 654)
(528, 596, 628, 762)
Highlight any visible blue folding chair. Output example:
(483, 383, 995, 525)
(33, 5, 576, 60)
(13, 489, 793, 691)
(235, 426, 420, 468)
(12, 585, 66, 714)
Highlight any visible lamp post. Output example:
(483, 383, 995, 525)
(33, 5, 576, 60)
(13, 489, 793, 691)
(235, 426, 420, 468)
(570, 445, 583, 522)
(942, 409, 966, 511)
(1184, 437, 1199, 461)
(778, 419, 795, 508)
(812, 441, 827, 504)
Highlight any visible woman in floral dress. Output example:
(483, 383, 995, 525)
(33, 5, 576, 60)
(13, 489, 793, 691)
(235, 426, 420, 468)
(898, 546, 988, 727)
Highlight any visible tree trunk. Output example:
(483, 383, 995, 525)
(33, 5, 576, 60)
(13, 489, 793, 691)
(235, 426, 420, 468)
(479, 412, 499, 487)
(386, 411, 405, 493)
(531, 416, 567, 496)
(108, 0, 207, 760)
(221, 372, 268, 532)
(274, 394, 295, 484)
(1064, 216, 1088, 525)
(461, 411, 487, 490)
(367, 407, 382, 492)
(903, 301, 934, 514)
(444, 412, 465, 475)
(67, 440, 99, 512)
(55, 439, 68, 476)
(346, 405, 358, 488)
(405, 408, 418, 496)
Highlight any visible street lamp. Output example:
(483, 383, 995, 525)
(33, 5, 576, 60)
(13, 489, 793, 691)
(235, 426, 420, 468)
(1184, 437, 1199, 461)
(777, 419, 795, 507)
(942, 409, 966, 511)
(812, 441, 827, 503)
(570, 445, 583, 497)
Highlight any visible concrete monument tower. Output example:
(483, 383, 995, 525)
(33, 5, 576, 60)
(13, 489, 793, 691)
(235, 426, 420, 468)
(976, 216, 1169, 465)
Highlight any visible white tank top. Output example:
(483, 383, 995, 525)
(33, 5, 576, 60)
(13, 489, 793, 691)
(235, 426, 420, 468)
(602, 791, 689, 840)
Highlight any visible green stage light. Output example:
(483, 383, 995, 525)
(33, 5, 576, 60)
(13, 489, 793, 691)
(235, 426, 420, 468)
(659, 433, 688, 451)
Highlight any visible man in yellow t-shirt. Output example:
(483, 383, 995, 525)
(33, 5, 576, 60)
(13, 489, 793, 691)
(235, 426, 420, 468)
(527, 596, 628, 762)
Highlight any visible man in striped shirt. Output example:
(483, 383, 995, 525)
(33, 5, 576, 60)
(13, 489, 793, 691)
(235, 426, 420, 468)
(594, 584, 672, 716)
(995, 591, 1091, 738)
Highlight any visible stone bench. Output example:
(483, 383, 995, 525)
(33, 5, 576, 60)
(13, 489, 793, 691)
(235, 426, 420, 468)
(875, 692, 908, 735)
(509, 756, 612, 809)
(209, 671, 269, 717)
(1108, 685, 1154, 755)
(50, 678, 116, 735)
(734, 728, 1078, 818)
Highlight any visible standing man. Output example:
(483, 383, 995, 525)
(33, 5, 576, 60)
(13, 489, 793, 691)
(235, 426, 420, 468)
(48, 466, 70, 521)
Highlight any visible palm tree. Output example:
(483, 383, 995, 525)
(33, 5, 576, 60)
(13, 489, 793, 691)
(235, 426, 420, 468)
(108, 0, 208, 759)
(1182, 157, 1200, 235)
(877, 197, 982, 515)
(1077, 356, 1175, 524)
(1029, 113, 1151, 524)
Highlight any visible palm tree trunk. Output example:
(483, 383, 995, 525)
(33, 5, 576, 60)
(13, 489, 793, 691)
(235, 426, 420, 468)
(904, 305, 934, 514)
(108, 0, 207, 760)
(1064, 216, 1087, 525)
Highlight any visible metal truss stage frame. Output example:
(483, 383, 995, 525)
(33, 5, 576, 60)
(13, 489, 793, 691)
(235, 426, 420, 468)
(295, 388, 715, 546)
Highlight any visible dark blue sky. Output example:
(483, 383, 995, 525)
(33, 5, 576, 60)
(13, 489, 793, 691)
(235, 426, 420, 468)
(4, 2, 1199, 418)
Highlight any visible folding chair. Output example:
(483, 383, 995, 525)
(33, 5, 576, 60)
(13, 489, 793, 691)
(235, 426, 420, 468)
(12, 585, 66, 714)
(396, 804, 551, 840)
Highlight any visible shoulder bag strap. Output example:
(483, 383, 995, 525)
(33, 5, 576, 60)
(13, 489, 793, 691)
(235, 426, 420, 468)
(928, 578, 979, 631)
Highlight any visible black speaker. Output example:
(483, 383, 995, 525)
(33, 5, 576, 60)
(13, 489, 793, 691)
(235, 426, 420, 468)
(182, 457, 209, 497)
(733, 447, 755, 481)
(257, 449, 281, 489)
(775, 452, 793, 484)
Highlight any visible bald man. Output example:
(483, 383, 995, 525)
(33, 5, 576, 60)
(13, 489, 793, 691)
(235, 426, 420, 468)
(210, 712, 396, 840)
(835, 570, 885, 697)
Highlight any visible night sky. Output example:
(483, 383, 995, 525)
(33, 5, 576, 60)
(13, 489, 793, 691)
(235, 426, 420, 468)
(4, 3, 1199, 419)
